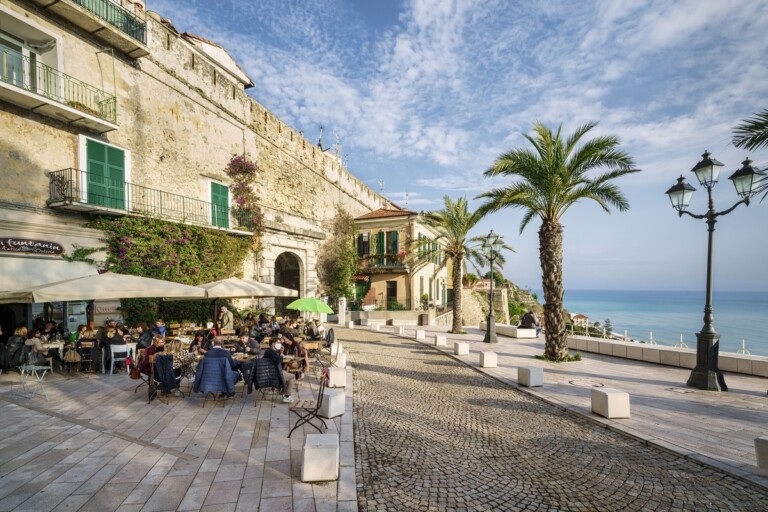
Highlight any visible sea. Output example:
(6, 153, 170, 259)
(542, 289, 768, 357)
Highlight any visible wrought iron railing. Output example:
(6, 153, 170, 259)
(349, 298, 414, 311)
(47, 168, 256, 232)
(72, 0, 147, 44)
(359, 255, 407, 270)
(0, 46, 117, 123)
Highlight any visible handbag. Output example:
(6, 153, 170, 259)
(64, 349, 82, 363)
(130, 364, 141, 380)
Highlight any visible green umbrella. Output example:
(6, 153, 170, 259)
(286, 297, 334, 314)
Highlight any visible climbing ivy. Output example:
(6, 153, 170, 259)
(87, 216, 250, 324)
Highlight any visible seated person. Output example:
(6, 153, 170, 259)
(25, 329, 52, 366)
(204, 337, 242, 395)
(233, 333, 248, 354)
(165, 339, 196, 381)
(189, 331, 211, 355)
(289, 338, 309, 376)
(128, 323, 153, 349)
(262, 338, 295, 403)
(140, 335, 165, 376)
(150, 319, 166, 338)
(306, 320, 321, 340)
(245, 333, 261, 356)
(258, 313, 270, 327)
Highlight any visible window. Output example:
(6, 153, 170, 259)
(386, 230, 398, 254)
(211, 181, 229, 228)
(79, 136, 129, 210)
(357, 232, 370, 257)
(429, 278, 433, 301)
(0, 9, 59, 95)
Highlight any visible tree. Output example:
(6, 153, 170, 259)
(604, 318, 613, 334)
(316, 208, 358, 308)
(483, 269, 505, 287)
(407, 196, 511, 334)
(478, 122, 638, 360)
(462, 272, 479, 288)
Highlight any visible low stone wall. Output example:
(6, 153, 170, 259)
(480, 322, 537, 339)
(568, 335, 768, 378)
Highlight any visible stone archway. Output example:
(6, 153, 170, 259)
(274, 252, 302, 315)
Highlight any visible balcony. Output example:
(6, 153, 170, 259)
(0, 46, 118, 132)
(359, 255, 407, 272)
(29, 0, 149, 58)
(47, 168, 256, 235)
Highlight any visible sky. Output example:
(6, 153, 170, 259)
(150, 0, 768, 292)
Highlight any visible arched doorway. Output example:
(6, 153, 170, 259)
(274, 252, 302, 315)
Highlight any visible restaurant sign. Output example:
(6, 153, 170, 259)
(0, 238, 64, 255)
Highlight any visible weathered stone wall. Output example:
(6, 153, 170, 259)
(0, 0, 385, 297)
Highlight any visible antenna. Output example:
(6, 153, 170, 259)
(404, 191, 409, 207)
(318, 124, 324, 149)
(377, 179, 385, 195)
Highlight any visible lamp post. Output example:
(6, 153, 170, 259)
(482, 229, 504, 344)
(665, 151, 764, 391)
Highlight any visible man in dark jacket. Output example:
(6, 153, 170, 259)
(262, 338, 294, 403)
(204, 338, 241, 395)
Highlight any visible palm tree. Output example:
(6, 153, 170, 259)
(477, 122, 638, 361)
(407, 196, 511, 334)
(733, 108, 768, 151)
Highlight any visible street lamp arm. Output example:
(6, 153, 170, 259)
(678, 209, 707, 220)
(712, 197, 750, 218)
(677, 196, 749, 220)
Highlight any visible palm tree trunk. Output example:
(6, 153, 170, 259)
(451, 255, 464, 333)
(539, 219, 567, 360)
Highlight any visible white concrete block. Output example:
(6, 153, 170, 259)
(591, 387, 630, 419)
(454, 342, 469, 355)
(331, 342, 344, 356)
(397, 326, 406, 335)
(755, 436, 768, 477)
(480, 352, 497, 368)
(359, 318, 371, 326)
(327, 367, 346, 388)
(335, 352, 347, 369)
(301, 433, 339, 482)
(319, 389, 345, 419)
(415, 330, 426, 340)
(347, 321, 355, 329)
(372, 323, 382, 331)
(518, 366, 543, 387)
(434, 335, 447, 346)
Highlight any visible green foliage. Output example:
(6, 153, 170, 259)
(88, 216, 251, 325)
(604, 318, 613, 333)
(508, 301, 526, 324)
(61, 246, 102, 264)
(224, 155, 265, 245)
(316, 208, 357, 308)
(387, 301, 408, 311)
(483, 269, 505, 287)
(420, 294, 429, 309)
(535, 352, 581, 362)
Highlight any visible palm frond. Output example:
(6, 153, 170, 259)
(733, 109, 768, 151)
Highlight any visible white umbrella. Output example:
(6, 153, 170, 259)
(198, 277, 297, 299)
(0, 272, 207, 304)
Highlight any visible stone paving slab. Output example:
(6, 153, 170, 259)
(0, 358, 356, 511)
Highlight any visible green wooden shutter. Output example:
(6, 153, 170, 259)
(87, 139, 125, 210)
(387, 231, 398, 254)
(211, 182, 229, 228)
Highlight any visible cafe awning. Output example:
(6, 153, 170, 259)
(198, 277, 298, 299)
(0, 256, 98, 292)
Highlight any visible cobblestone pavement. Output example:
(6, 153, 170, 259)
(343, 329, 768, 512)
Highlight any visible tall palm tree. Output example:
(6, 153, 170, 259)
(407, 196, 511, 334)
(477, 122, 638, 361)
(733, 108, 768, 151)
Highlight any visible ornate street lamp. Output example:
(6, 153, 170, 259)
(665, 151, 765, 391)
(482, 229, 504, 343)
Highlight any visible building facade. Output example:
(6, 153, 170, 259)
(0, 0, 384, 331)
(353, 208, 448, 311)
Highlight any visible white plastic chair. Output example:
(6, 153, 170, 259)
(108, 344, 128, 375)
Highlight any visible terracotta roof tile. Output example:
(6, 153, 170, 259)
(355, 208, 418, 220)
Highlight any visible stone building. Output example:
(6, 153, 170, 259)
(0, 0, 384, 331)
(353, 208, 448, 311)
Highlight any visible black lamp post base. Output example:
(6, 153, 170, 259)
(483, 314, 497, 343)
(686, 331, 727, 391)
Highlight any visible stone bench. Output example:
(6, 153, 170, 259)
(480, 322, 538, 339)
(391, 319, 418, 326)
(318, 389, 345, 419)
(301, 433, 339, 482)
(590, 387, 630, 419)
(480, 352, 497, 368)
(454, 342, 469, 355)
(517, 366, 543, 387)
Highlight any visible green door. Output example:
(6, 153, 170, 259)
(87, 140, 125, 209)
(211, 182, 229, 228)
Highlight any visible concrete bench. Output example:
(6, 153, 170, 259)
(501, 326, 538, 338)
(434, 335, 447, 347)
(518, 366, 543, 387)
(454, 342, 469, 356)
(391, 319, 418, 326)
(318, 389, 345, 419)
(301, 433, 339, 482)
(590, 387, 630, 419)
(480, 352, 497, 368)
(327, 367, 346, 388)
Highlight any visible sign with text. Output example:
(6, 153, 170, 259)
(0, 238, 64, 255)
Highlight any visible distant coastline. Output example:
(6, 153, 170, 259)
(533, 289, 768, 357)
